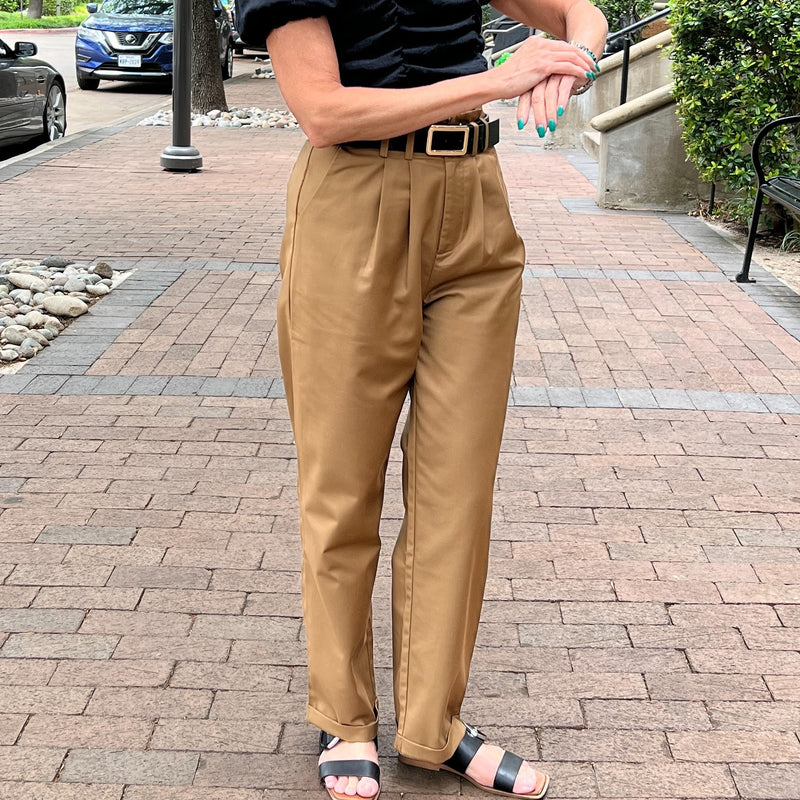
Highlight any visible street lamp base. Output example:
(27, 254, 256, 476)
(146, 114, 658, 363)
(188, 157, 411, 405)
(160, 145, 203, 172)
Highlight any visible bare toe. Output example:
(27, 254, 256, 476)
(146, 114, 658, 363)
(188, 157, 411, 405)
(465, 742, 547, 796)
(513, 760, 538, 794)
(357, 777, 379, 797)
(319, 738, 380, 799)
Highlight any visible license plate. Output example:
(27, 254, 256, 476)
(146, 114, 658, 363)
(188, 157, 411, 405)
(118, 54, 141, 67)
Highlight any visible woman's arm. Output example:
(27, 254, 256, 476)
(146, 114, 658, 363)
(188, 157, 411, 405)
(493, 0, 607, 132)
(267, 10, 597, 147)
(492, 0, 607, 64)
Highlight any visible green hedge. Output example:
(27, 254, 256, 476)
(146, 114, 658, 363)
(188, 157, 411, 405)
(671, 0, 800, 222)
(42, 0, 75, 13)
(0, 0, 21, 13)
(592, 0, 652, 32)
(0, 7, 86, 25)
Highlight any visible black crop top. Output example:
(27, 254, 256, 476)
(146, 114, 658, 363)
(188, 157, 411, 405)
(235, 0, 492, 88)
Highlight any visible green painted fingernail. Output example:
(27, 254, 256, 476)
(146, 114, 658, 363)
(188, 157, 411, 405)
(537, 125, 546, 138)
(595, 62, 601, 72)
(586, 71, 596, 79)
(548, 119, 556, 132)
(557, 106, 564, 117)
(517, 118, 524, 130)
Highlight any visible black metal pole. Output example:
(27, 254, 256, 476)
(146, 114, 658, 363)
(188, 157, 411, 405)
(619, 35, 630, 106)
(160, 0, 202, 171)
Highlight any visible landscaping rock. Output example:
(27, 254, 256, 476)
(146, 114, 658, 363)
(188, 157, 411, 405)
(7, 273, 48, 293)
(41, 295, 89, 318)
(0, 258, 122, 369)
(3, 325, 30, 346)
(93, 262, 114, 279)
(41, 256, 74, 268)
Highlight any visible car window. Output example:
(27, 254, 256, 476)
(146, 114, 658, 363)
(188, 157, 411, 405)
(0, 38, 12, 58)
(100, 0, 172, 15)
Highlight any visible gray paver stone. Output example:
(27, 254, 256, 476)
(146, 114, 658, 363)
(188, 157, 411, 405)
(37, 525, 136, 545)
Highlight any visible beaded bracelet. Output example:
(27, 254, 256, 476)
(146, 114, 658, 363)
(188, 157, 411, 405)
(570, 40, 599, 64)
(570, 41, 598, 94)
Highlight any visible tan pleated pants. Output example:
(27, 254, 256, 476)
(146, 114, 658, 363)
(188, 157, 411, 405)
(278, 137, 524, 763)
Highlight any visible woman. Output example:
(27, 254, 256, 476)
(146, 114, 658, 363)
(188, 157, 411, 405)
(235, 1, 607, 798)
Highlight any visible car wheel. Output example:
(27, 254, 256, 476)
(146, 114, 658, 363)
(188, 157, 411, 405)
(77, 72, 100, 90)
(222, 42, 233, 79)
(42, 82, 67, 142)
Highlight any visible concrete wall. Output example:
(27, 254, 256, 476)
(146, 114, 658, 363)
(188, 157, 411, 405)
(551, 30, 673, 149)
(595, 99, 707, 212)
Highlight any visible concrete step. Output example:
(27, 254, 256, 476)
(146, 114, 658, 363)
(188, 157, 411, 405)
(582, 128, 601, 161)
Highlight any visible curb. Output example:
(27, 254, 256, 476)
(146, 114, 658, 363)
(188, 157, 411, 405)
(0, 95, 170, 175)
(0, 70, 254, 176)
(0, 26, 78, 34)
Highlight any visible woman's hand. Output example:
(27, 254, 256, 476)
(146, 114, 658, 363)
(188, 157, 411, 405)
(517, 72, 588, 136)
(492, 35, 596, 102)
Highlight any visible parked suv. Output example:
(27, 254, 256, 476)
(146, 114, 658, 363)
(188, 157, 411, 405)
(75, 0, 233, 90)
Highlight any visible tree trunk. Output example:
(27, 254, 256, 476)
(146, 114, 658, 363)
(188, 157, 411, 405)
(191, 0, 228, 113)
(27, 0, 43, 19)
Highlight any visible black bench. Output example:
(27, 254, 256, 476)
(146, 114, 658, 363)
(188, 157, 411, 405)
(737, 114, 800, 282)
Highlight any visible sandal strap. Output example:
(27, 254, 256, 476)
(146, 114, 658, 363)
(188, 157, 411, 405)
(444, 723, 528, 795)
(320, 731, 378, 751)
(443, 724, 485, 774)
(320, 730, 338, 751)
(494, 750, 524, 794)
(319, 759, 381, 783)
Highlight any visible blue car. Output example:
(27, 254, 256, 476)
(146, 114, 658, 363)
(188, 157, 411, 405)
(75, 0, 233, 90)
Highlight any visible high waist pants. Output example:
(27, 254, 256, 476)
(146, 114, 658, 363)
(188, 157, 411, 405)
(277, 139, 524, 763)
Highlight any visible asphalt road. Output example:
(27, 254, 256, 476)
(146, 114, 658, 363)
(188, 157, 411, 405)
(1, 28, 257, 161)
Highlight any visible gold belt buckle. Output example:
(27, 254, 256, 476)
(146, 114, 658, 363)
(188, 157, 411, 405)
(426, 124, 469, 156)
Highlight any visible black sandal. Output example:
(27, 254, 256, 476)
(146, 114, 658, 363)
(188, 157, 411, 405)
(318, 730, 381, 800)
(398, 723, 549, 799)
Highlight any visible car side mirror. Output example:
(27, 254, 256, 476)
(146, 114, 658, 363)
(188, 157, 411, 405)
(14, 42, 37, 57)
(86, 2, 98, 11)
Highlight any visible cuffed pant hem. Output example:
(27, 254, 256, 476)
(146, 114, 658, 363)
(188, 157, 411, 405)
(307, 705, 379, 743)
(394, 717, 466, 763)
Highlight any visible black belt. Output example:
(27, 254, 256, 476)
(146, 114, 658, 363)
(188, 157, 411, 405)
(344, 117, 500, 157)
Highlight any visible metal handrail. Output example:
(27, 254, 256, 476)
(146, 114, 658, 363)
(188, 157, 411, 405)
(483, 13, 532, 61)
(484, 6, 672, 95)
(606, 7, 670, 47)
(607, 6, 670, 106)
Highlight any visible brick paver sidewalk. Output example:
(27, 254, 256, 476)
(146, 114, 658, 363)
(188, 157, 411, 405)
(0, 74, 798, 800)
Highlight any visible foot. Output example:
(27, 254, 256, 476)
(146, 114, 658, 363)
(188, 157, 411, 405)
(318, 739, 380, 798)
(465, 742, 546, 796)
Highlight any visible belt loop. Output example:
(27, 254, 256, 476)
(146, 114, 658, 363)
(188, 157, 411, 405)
(379, 139, 389, 158)
(404, 132, 415, 161)
(469, 121, 480, 156)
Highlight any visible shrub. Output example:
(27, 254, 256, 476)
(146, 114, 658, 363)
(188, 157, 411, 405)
(0, 8, 87, 24)
(671, 0, 800, 223)
(42, 0, 75, 14)
(0, 0, 22, 13)
(592, 0, 653, 32)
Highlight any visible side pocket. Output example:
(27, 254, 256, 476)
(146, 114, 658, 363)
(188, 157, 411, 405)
(296, 145, 343, 217)
(281, 142, 315, 282)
